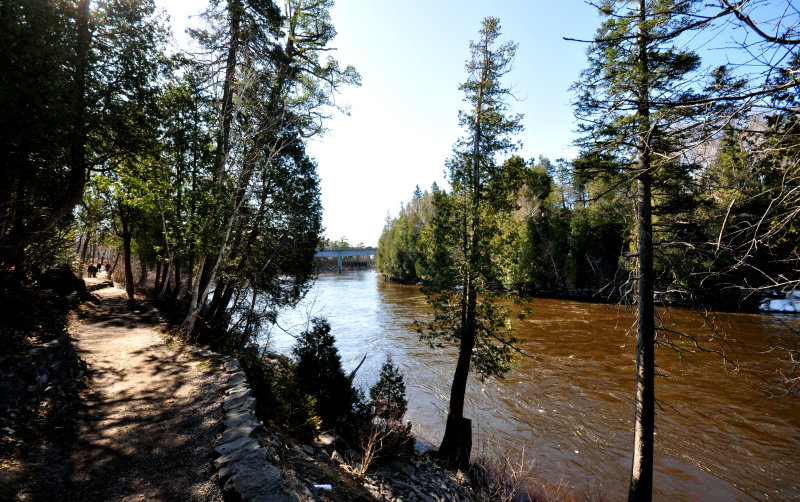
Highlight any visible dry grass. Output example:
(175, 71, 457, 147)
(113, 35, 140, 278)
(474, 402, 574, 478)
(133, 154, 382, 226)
(470, 444, 607, 502)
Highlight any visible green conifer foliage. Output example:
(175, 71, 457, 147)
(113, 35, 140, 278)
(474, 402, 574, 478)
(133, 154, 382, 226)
(292, 318, 353, 426)
(416, 17, 525, 469)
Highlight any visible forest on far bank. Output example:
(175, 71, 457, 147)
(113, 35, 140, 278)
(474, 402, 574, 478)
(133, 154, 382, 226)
(377, 12, 800, 312)
(378, 124, 799, 311)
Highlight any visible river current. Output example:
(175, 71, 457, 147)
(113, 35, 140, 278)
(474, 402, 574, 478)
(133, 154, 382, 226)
(260, 270, 800, 501)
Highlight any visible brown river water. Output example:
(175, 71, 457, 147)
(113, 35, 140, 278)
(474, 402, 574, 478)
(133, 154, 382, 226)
(263, 271, 800, 501)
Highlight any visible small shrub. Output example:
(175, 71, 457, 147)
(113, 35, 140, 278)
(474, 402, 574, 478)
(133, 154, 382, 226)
(370, 357, 408, 418)
(471, 446, 537, 502)
(244, 355, 321, 443)
(355, 356, 414, 476)
(292, 318, 354, 427)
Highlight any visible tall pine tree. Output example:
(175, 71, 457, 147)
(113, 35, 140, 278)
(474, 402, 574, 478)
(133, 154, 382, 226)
(417, 17, 524, 470)
(572, 1, 712, 499)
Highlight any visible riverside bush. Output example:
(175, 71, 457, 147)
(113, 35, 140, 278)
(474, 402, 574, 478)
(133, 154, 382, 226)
(292, 318, 354, 427)
(243, 354, 321, 443)
(247, 318, 416, 469)
(354, 357, 415, 476)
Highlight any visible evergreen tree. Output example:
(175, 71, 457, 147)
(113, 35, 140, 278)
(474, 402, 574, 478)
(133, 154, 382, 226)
(0, 0, 165, 281)
(573, 1, 714, 499)
(182, 0, 357, 337)
(0, 1, 80, 278)
(292, 318, 353, 426)
(354, 356, 414, 476)
(153, 68, 216, 301)
(417, 17, 524, 469)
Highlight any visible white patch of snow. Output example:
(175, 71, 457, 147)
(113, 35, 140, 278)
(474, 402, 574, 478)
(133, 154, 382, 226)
(760, 290, 800, 312)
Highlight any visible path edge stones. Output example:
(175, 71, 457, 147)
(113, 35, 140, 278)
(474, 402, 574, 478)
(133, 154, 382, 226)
(180, 344, 298, 502)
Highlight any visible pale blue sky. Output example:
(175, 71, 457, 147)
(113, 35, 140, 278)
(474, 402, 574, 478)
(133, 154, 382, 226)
(307, 1, 601, 246)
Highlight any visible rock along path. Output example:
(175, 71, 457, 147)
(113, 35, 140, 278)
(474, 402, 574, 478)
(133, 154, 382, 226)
(60, 285, 224, 501)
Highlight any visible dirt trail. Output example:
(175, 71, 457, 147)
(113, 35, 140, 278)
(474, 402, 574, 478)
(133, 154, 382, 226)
(39, 285, 225, 501)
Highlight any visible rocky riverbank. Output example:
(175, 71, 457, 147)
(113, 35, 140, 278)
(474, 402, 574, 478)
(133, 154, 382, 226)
(183, 342, 490, 501)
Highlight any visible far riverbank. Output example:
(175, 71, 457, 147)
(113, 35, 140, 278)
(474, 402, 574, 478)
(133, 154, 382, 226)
(377, 272, 778, 313)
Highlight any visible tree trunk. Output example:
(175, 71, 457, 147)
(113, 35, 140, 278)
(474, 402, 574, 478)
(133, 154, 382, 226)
(196, 255, 215, 302)
(183, 255, 205, 334)
(214, 0, 241, 177)
(122, 228, 134, 300)
(80, 234, 90, 262)
(159, 258, 173, 297)
(438, 239, 479, 470)
(137, 256, 148, 288)
(205, 278, 228, 324)
(207, 282, 236, 329)
(628, 1, 655, 500)
(183, 0, 241, 337)
(154, 261, 162, 291)
(437, 305, 476, 470)
(629, 151, 656, 502)
(170, 258, 180, 298)
(204, 185, 268, 330)
(108, 253, 120, 277)
(187, 254, 194, 291)
(438, 50, 489, 470)
(237, 286, 259, 349)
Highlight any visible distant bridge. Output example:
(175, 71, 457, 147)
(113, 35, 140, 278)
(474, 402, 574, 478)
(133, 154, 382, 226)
(314, 247, 377, 273)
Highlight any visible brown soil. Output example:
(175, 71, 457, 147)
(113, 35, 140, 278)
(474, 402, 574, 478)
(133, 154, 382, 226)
(16, 285, 225, 501)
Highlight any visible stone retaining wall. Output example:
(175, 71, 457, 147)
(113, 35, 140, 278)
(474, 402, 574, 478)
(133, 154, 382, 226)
(181, 345, 299, 502)
(86, 280, 114, 292)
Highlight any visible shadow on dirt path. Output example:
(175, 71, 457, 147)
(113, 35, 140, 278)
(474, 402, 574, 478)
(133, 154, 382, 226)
(27, 286, 225, 502)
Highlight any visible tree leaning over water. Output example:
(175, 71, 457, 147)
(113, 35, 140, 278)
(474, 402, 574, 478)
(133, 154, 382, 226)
(180, 0, 359, 340)
(417, 17, 525, 470)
